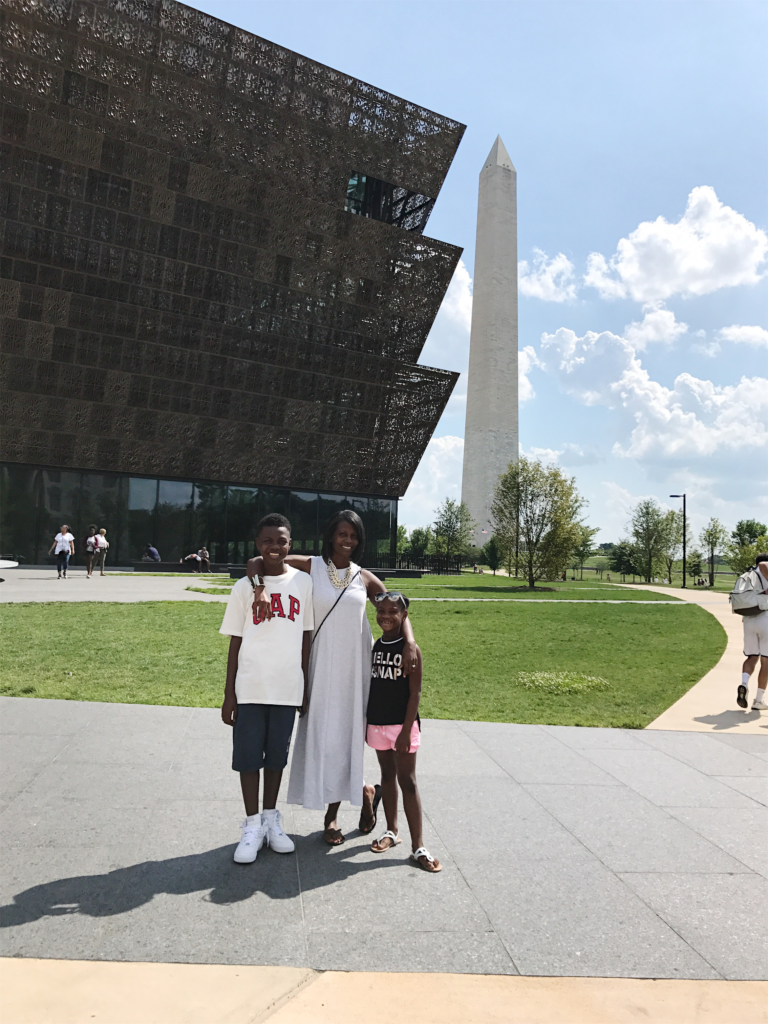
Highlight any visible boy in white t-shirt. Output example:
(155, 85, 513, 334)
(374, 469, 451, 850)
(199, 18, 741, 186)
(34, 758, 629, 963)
(220, 514, 314, 864)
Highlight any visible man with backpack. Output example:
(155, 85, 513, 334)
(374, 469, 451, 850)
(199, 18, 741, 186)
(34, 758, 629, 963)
(734, 554, 768, 711)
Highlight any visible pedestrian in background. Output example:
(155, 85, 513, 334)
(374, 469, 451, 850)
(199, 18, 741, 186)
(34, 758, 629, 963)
(84, 525, 99, 578)
(95, 529, 109, 576)
(49, 525, 75, 579)
(199, 546, 211, 573)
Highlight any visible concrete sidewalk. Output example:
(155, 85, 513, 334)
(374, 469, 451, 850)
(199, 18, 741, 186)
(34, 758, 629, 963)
(645, 587, 766, 736)
(0, 568, 228, 603)
(2, 697, 766, 983)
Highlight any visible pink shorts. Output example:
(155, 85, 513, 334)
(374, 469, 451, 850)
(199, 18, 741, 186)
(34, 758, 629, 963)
(366, 722, 421, 752)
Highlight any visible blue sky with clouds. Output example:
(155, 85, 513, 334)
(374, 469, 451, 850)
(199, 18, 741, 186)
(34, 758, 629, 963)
(198, 0, 767, 542)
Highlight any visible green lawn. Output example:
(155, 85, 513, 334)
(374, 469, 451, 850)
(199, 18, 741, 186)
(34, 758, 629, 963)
(0, 597, 725, 728)
(185, 575, 680, 601)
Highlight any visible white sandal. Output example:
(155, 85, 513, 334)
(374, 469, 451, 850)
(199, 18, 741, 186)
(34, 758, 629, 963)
(410, 846, 442, 873)
(371, 829, 400, 853)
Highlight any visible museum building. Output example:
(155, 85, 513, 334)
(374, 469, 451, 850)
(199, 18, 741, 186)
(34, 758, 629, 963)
(0, 0, 464, 566)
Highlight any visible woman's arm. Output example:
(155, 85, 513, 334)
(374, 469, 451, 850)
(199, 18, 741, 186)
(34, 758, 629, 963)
(362, 571, 418, 673)
(245, 553, 313, 620)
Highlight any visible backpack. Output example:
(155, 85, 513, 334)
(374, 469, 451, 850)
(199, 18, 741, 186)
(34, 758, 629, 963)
(729, 568, 768, 616)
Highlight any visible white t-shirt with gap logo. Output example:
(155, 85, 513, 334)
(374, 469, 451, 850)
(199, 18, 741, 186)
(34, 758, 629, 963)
(219, 567, 314, 706)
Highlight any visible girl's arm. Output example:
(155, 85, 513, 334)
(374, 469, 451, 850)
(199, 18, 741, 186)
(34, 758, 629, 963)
(362, 570, 418, 673)
(395, 645, 422, 754)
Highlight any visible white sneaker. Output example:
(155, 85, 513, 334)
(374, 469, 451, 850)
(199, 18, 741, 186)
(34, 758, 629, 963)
(752, 700, 768, 711)
(262, 809, 295, 853)
(234, 815, 265, 863)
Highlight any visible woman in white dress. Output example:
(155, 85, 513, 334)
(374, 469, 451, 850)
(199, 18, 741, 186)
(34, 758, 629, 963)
(247, 510, 418, 844)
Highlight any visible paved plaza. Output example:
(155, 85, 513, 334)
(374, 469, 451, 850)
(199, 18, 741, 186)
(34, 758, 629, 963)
(1, 696, 766, 982)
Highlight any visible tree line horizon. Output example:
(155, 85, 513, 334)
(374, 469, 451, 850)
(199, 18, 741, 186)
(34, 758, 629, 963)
(399, 456, 766, 589)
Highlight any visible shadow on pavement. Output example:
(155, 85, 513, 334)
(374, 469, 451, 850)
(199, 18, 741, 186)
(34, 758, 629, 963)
(0, 835, 398, 927)
(693, 710, 764, 730)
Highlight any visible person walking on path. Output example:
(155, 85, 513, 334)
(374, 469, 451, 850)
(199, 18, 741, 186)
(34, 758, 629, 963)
(94, 529, 109, 575)
(220, 514, 314, 864)
(247, 510, 418, 846)
(737, 553, 768, 711)
(49, 525, 75, 579)
(83, 526, 99, 578)
(367, 592, 441, 872)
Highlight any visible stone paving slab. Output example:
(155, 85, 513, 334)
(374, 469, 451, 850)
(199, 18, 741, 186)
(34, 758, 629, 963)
(1, 697, 766, 980)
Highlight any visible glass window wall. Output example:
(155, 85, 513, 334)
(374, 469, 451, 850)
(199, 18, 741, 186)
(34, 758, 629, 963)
(127, 477, 158, 562)
(0, 463, 397, 568)
(156, 480, 194, 564)
(0, 464, 42, 565)
(40, 470, 83, 563)
(193, 484, 227, 563)
(226, 486, 258, 565)
(289, 491, 318, 555)
(79, 473, 126, 566)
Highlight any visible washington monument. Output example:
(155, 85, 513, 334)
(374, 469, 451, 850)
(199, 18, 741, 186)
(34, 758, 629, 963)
(461, 135, 518, 544)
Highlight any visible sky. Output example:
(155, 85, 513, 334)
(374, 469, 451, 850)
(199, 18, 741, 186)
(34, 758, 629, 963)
(196, 0, 767, 543)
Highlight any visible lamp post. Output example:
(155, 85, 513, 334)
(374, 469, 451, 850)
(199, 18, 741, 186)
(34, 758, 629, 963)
(670, 494, 686, 588)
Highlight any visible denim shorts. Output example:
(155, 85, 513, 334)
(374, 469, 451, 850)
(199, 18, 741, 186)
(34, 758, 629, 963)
(232, 703, 296, 772)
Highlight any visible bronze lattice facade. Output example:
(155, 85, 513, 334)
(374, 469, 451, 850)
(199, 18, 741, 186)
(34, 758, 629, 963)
(0, 0, 464, 564)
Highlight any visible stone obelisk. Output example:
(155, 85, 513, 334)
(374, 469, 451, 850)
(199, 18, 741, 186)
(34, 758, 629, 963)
(461, 135, 518, 545)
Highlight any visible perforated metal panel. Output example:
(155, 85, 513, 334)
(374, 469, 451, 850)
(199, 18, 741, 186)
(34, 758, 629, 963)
(0, 0, 463, 496)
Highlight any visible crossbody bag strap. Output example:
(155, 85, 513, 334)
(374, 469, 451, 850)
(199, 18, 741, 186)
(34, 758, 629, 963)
(311, 569, 361, 648)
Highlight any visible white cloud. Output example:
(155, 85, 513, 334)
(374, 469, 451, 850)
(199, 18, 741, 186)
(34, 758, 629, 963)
(623, 303, 688, 350)
(718, 325, 768, 348)
(691, 340, 721, 358)
(440, 258, 473, 332)
(399, 435, 464, 529)
(584, 186, 768, 302)
(519, 345, 541, 403)
(539, 324, 768, 463)
(420, 259, 473, 373)
(519, 249, 577, 302)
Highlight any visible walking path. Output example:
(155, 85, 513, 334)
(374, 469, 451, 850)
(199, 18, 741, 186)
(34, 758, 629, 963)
(0, 568, 229, 604)
(1, 699, 765, 981)
(644, 587, 766, 736)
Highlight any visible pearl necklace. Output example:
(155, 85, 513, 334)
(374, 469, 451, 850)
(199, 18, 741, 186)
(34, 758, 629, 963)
(327, 559, 353, 589)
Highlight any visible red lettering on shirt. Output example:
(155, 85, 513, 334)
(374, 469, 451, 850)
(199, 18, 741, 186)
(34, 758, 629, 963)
(270, 593, 286, 618)
(288, 595, 301, 621)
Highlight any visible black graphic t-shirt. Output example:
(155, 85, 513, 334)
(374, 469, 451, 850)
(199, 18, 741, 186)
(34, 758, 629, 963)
(367, 636, 419, 728)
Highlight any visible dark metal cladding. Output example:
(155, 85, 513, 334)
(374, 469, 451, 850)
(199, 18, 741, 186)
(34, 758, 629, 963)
(0, 0, 464, 496)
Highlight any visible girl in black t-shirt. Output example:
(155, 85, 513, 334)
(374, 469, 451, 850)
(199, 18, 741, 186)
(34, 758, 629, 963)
(366, 592, 441, 873)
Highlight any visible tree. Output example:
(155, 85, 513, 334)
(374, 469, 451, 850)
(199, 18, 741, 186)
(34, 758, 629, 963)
(731, 519, 767, 547)
(491, 456, 584, 589)
(483, 536, 503, 575)
(396, 524, 408, 556)
(687, 549, 703, 581)
(726, 532, 768, 576)
(572, 524, 599, 579)
(433, 498, 474, 558)
(659, 509, 683, 583)
(629, 498, 668, 582)
(700, 517, 728, 586)
(407, 527, 432, 558)
(609, 540, 640, 581)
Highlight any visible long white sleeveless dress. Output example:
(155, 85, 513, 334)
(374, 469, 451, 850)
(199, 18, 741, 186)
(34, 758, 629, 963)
(286, 556, 373, 810)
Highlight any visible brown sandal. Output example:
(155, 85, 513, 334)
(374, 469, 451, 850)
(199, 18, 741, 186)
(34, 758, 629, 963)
(322, 827, 345, 846)
(371, 829, 401, 853)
